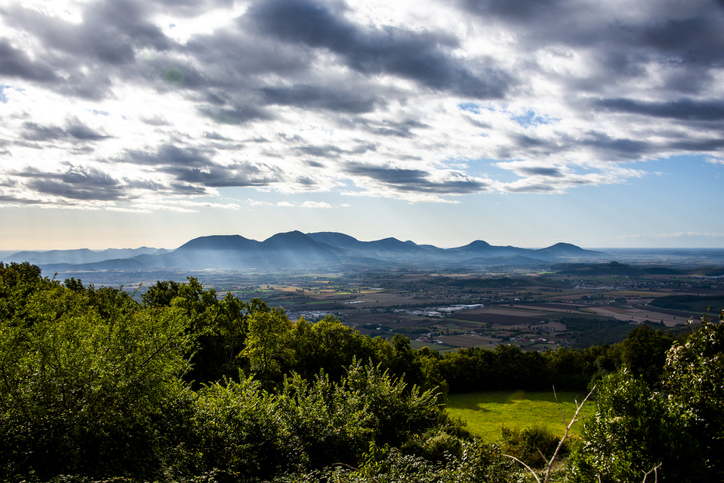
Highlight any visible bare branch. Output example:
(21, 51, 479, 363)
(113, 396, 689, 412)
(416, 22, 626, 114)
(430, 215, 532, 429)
(503, 454, 542, 483)
(643, 464, 661, 483)
(543, 386, 596, 483)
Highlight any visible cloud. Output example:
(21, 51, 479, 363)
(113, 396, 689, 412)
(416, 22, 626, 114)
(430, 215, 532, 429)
(594, 98, 724, 121)
(261, 85, 380, 113)
(246, 0, 511, 98)
(0, 40, 57, 82)
(20, 120, 108, 142)
(496, 161, 645, 193)
(17, 166, 129, 201)
(295, 142, 376, 159)
(0, 0, 723, 209)
(6, 0, 170, 65)
(301, 201, 331, 208)
(345, 163, 492, 195)
(126, 144, 214, 167)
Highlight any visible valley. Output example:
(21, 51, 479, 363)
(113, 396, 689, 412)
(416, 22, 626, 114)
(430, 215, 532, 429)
(4, 230, 723, 351)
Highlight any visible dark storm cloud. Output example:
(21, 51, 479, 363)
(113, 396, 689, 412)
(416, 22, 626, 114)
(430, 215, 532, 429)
(296, 142, 376, 158)
(126, 145, 214, 167)
(668, 138, 724, 152)
(516, 167, 565, 178)
(594, 98, 724, 121)
(0, 195, 46, 205)
(581, 133, 653, 158)
(0, 40, 57, 82)
(627, 14, 724, 67)
(66, 121, 108, 140)
(169, 183, 209, 195)
(247, 0, 511, 98)
(203, 131, 227, 140)
(504, 183, 558, 193)
(345, 163, 490, 194)
(261, 85, 380, 113)
(511, 134, 554, 149)
(162, 160, 284, 188)
(18, 166, 128, 201)
(459, 0, 566, 22)
(123, 145, 285, 188)
(21, 121, 108, 142)
(150, 0, 234, 18)
(6, 0, 170, 65)
(349, 119, 429, 139)
(458, 0, 724, 100)
(185, 29, 310, 79)
(295, 176, 316, 186)
(197, 105, 271, 125)
(21, 123, 66, 142)
(296, 145, 345, 158)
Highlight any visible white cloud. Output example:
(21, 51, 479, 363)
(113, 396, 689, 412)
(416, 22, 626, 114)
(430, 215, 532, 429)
(301, 201, 331, 208)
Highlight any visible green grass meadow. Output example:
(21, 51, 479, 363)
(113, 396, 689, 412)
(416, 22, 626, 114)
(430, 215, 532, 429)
(445, 390, 596, 442)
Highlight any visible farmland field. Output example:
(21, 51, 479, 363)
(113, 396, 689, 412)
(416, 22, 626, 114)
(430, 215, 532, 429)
(454, 313, 545, 325)
(436, 334, 500, 349)
(445, 390, 597, 443)
(582, 306, 687, 326)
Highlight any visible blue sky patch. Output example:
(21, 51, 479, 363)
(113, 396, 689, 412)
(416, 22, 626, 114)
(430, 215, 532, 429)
(512, 110, 550, 127)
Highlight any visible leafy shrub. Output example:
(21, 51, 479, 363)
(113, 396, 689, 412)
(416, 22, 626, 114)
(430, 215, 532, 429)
(191, 377, 303, 479)
(500, 424, 563, 469)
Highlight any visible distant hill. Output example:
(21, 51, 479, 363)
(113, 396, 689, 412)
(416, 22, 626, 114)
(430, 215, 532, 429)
(535, 243, 606, 258)
(4, 247, 165, 265)
(176, 235, 258, 251)
(307, 232, 365, 250)
(4, 232, 608, 272)
(308, 232, 433, 254)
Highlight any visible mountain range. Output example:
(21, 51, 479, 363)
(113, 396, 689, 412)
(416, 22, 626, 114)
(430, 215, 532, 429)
(2, 231, 607, 272)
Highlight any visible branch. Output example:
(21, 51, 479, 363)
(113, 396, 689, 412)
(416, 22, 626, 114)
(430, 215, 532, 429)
(643, 464, 661, 483)
(502, 454, 541, 483)
(543, 385, 596, 483)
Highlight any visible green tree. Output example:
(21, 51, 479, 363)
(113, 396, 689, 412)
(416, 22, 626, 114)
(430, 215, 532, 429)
(243, 306, 294, 383)
(0, 264, 195, 480)
(663, 311, 724, 480)
(621, 323, 675, 386)
(570, 312, 724, 482)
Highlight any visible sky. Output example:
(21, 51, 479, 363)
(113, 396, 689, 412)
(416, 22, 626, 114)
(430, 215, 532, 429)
(1, 0, 724, 251)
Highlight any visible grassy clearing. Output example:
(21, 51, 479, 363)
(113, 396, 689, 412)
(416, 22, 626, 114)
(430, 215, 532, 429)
(445, 390, 596, 443)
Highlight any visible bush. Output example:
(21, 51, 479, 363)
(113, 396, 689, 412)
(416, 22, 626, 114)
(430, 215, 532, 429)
(500, 424, 564, 469)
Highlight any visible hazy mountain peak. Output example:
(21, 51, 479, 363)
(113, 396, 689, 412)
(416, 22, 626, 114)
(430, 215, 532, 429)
(176, 234, 255, 251)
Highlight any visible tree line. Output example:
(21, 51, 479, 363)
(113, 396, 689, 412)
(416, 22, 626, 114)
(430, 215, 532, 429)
(1, 262, 721, 482)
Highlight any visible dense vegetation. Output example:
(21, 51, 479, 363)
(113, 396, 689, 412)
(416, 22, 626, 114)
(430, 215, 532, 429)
(650, 294, 724, 312)
(1, 262, 721, 482)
